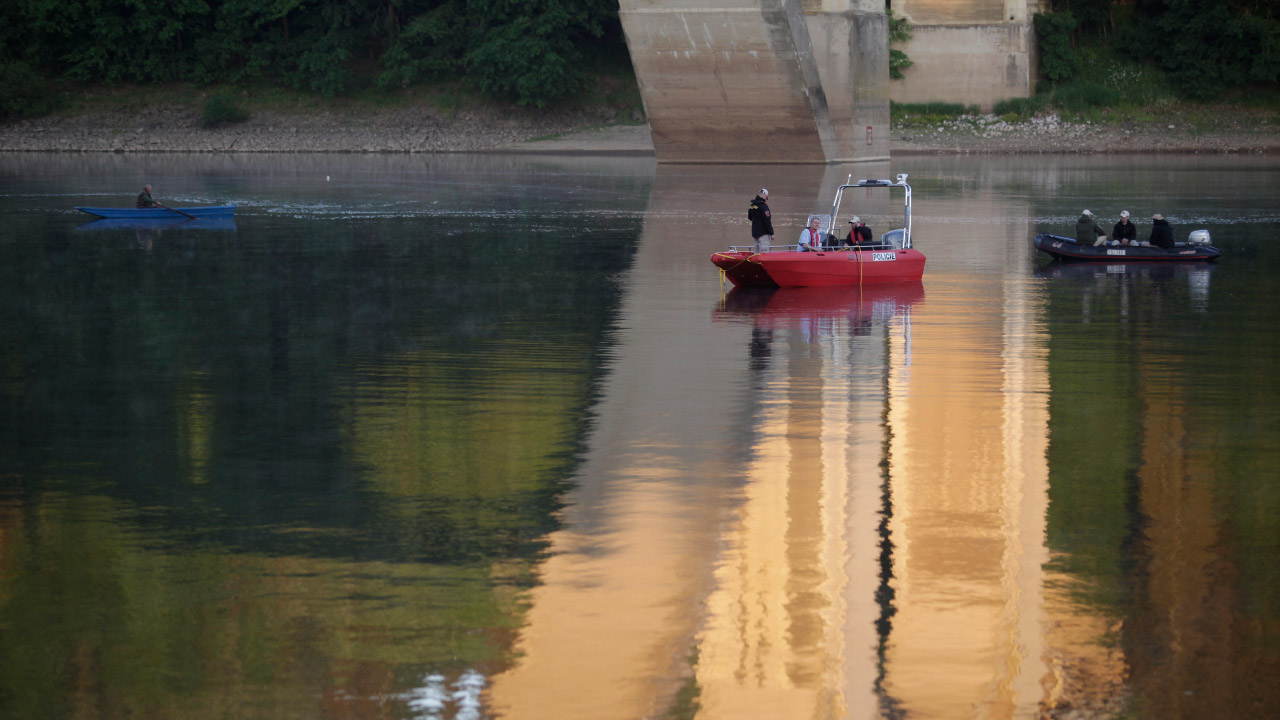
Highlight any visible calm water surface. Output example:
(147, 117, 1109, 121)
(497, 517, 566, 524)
(1, 152, 1277, 720)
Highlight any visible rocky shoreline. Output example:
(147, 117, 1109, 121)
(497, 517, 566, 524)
(892, 110, 1280, 155)
(0, 104, 616, 154)
(2, 103, 1277, 155)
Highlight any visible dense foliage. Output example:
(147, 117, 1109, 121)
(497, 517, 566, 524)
(1033, 11, 1082, 84)
(1035, 0, 1279, 99)
(0, 0, 625, 107)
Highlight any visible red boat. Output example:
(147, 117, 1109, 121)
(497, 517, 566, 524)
(711, 176, 926, 288)
(754, 246, 927, 287)
(711, 250, 775, 287)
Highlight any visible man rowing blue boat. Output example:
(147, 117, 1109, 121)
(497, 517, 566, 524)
(136, 184, 160, 209)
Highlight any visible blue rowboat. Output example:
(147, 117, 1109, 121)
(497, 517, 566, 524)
(74, 204, 237, 219)
(76, 216, 238, 232)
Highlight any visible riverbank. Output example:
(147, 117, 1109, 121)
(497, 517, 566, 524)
(2, 101, 1277, 155)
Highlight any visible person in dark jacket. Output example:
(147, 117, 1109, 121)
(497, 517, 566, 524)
(748, 189, 774, 253)
(1076, 209, 1107, 246)
(1148, 213, 1174, 249)
(842, 216, 873, 246)
(136, 184, 160, 208)
(1112, 210, 1138, 245)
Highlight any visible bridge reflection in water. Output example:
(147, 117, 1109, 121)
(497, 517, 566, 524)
(486, 162, 1139, 719)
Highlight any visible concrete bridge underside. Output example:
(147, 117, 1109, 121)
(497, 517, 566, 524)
(619, 1, 890, 164)
(619, 0, 1037, 164)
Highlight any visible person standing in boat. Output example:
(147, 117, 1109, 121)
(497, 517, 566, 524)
(797, 216, 822, 252)
(1148, 213, 1175, 249)
(748, 188, 774, 254)
(136, 184, 160, 209)
(1112, 210, 1138, 245)
(1077, 209, 1108, 246)
(842, 216, 872, 247)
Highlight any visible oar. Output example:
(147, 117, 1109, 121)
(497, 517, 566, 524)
(157, 203, 196, 219)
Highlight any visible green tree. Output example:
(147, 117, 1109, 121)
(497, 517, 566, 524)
(380, 0, 621, 106)
(1034, 11, 1082, 85)
(1134, 0, 1280, 99)
(0, 0, 629, 105)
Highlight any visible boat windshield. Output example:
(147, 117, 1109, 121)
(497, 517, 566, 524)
(828, 176, 913, 250)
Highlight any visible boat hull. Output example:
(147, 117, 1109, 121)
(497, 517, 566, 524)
(75, 205, 237, 219)
(76, 216, 238, 231)
(753, 248, 926, 287)
(710, 251, 777, 287)
(1033, 233, 1221, 262)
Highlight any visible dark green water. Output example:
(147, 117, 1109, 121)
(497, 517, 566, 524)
(1, 153, 1278, 720)
(0, 154, 652, 719)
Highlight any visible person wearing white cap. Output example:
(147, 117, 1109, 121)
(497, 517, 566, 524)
(1112, 210, 1138, 246)
(748, 188, 774, 254)
(841, 215, 872, 247)
(1077, 209, 1108, 246)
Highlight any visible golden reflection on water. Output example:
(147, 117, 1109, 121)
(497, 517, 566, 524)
(487, 160, 1280, 720)
(489, 165, 1068, 720)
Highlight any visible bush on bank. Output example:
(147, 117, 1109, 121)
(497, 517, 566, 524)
(200, 93, 250, 128)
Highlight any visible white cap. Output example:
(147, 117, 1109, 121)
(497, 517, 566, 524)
(1082, 209, 1093, 216)
(849, 215, 860, 224)
(760, 188, 768, 197)
(1120, 210, 1130, 218)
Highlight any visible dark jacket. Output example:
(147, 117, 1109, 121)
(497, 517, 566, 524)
(748, 195, 774, 239)
(1113, 219, 1137, 243)
(1075, 214, 1106, 244)
(843, 224, 873, 246)
(1148, 218, 1174, 249)
(137, 190, 157, 208)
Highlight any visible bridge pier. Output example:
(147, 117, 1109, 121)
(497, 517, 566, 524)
(619, 1, 889, 164)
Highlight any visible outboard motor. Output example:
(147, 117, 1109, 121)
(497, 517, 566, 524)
(1187, 229, 1211, 245)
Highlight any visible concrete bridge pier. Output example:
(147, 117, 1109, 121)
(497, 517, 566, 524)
(619, 1, 889, 164)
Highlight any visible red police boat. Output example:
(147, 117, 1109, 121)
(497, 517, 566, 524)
(711, 176, 926, 288)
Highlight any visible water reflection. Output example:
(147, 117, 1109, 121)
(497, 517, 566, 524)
(3, 153, 1279, 720)
(1034, 261, 1216, 318)
(697, 279, 928, 719)
(0, 152, 654, 720)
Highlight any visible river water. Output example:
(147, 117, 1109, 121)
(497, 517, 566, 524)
(1, 152, 1277, 720)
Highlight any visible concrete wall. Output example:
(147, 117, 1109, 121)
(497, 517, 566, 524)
(889, 0, 1039, 111)
(619, 0, 889, 164)
(807, 11, 890, 162)
(619, 0, 835, 163)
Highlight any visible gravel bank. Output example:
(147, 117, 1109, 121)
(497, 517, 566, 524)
(893, 110, 1280, 155)
(2, 104, 1277, 155)
(0, 104, 629, 153)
